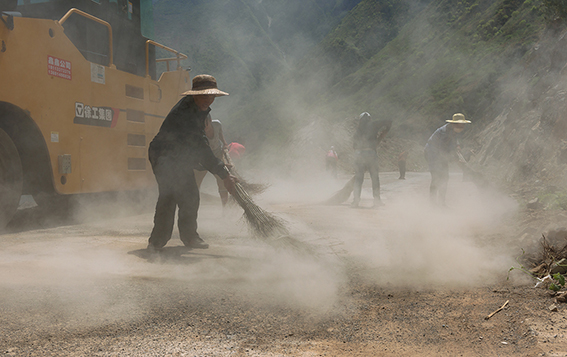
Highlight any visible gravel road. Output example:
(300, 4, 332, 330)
(1, 172, 566, 356)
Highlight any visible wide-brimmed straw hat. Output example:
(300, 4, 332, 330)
(182, 74, 229, 97)
(446, 113, 471, 124)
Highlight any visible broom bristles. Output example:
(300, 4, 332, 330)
(239, 180, 270, 195)
(232, 184, 318, 255)
(223, 151, 268, 195)
(232, 182, 289, 238)
(324, 176, 355, 205)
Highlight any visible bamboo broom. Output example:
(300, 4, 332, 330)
(456, 150, 490, 189)
(231, 182, 317, 254)
(324, 176, 355, 205)
(223, 150, 269, 195)
(231, 181, 289, 238)
(222, 150, 288, 237)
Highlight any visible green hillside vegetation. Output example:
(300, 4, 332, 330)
(296, 0, 430, 91)
(227, 0, 548, 150)
(153, 0, 566, 174)
(312, 0, 546, 138)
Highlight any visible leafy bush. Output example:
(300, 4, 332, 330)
(541, 0, 567, 21)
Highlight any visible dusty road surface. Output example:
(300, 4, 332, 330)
(1, 171, 566, 356)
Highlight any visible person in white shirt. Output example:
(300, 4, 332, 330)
(194, 114, 230, 207)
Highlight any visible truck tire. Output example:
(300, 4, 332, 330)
(0, 128, 23, 230)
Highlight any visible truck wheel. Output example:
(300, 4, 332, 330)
(0, 128, 23, 229)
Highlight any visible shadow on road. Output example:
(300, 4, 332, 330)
(3, 205, 78, 234)
(1, 193, 156, 235)
(128, 246, 253, 265)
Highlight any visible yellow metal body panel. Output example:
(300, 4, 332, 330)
(0, 16, 190, 194)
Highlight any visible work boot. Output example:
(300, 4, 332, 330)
(184, 236, 209, 249)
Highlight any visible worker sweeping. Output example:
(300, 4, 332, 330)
(146, 74, 237, 252)
(398, 150, 408, 180)
(325, 146, 339, 178)
(351, 112, 392, 208)
(424, 113, 471, 207)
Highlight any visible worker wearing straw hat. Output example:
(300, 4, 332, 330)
(147, 74, 237, 251)
(424, 113, 471, 207)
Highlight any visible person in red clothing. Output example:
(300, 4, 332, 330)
(228, 141, 245, 161)
(326, 146, 339, 178)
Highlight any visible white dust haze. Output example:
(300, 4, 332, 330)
(0, 0, 550, 334)
(0, 166, 522, 332)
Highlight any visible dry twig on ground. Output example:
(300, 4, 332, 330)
(485, 300, 509, 320)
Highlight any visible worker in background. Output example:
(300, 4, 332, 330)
(326, 146, 339, 178)
(194, 114, 230, 208)
(147, 74, 237, 251)
(424, 113, 471, 207)
(352, 112, 392, 208)
(228, 141, 245, 162)
(398, 151, 408, 180)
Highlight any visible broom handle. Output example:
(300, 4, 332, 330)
(223, 148, 236, 174)
(456, 150, 473, 171)
(456, 150, 466, 162)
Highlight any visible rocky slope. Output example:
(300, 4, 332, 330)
(469, 27, 567, 202)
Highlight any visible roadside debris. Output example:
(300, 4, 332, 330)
(527, 198, 541, 210)
(555, 291, 567, 303)
(485, 300, 509, 320)
(510, 231, 567, 301)
(550, 258, 567, 275)
(534, 274, 554, 288)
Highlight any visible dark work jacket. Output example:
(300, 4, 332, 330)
(149, 96, 228, 179)
(353, 119, 392, 151)
(424, 124, 459, 172)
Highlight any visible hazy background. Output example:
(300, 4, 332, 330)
(153, 0, 567, 193)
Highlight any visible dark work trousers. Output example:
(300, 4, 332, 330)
(148, 155, 200, 248)
(398, 160, 406, 179)
(353, 149, 381, 204)
(429, 167, 449, 205)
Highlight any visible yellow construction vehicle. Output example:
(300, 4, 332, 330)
(0, 0, 190, 228)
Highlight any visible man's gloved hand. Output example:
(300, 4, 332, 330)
(223, 174, 238, 195)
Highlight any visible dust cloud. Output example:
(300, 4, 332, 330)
(0, 165, 524, 335)
(0, 0, 549, 336)
(260, 169, 520, 289)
